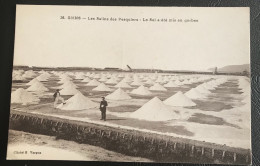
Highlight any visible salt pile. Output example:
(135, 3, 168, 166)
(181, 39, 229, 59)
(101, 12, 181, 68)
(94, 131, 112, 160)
(164, 81, 179, 88)
(115, 81, 132, 88)
(174, 80, 183, 86)
(12, 74, 25, 81)
(105, 78, 118, 84)
(36, 73, 50, 81)
(185, 88, 206, 99)
(106, 88, 132, 100)
(26, 78, 39, 86)
(81, 77, 91, 83)
(86, 79, 101, 86)
(92, 83, 112, 92)
(58, 81, 78, 89)
(130, 97, 177, 121)
(195, 85, 211, 94)
(131, 85, 152, 96)
(149, 83, 167, 91)
(11, 88, 40, 105)
(27, 80, 48, 92)
(57, 92, 97, 110)
(99, 77, 108, 82)
(163, 91, 196, 107)
(130, 79, 143, 86)
(59, 86, 79, 95)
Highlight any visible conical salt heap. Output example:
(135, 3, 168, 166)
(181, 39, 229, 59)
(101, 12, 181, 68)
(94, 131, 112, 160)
(59, 86, 79, 95)
(130, 97, 177, 121)
(149, 83, 167, 91)
(36, 73, 50, 81)
(81, 77, 91, 83)
(106, 88, 132, 100)
(115, 80, 132, 88)
(57, 92, 98, 110)
(131, 85, 152, 96)
(105, 77, 118, 84)
(130, 79, 143, 86)
(92, 83, 112, 92)
(195, 85, 211, 94)
(27, 80, 48, 92)
(26, 78, 39, 86)
(86, 79, 101, 86)
(99, 77, 108, 82)
(12, 74, 25, 81)
(185, 88, 206, 99)
(58, 81, 78, 89)
(164, 81, 179, 88)
(11, 88, 40, 105)
(164, 91, 196, 107)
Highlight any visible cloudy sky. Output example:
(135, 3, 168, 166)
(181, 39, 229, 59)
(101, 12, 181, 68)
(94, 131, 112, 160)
(13, 5, 250, 71)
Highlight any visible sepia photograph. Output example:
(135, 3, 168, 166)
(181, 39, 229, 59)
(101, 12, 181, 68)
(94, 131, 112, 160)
(7, 5, 251, 165)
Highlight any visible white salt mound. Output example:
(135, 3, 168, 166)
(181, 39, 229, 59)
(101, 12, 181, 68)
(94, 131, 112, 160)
(81, 77, 91, 83)
(130, 97, 178, 121)
(92, 83, 112, 92)
(57, 92, 98, 110)
(149, 83, 167, 91)
(27, 80, 48, 92)
(195, 85, 211, 94)
(115, 81, 132, 88)
(26, 78, 39, 86)
(131, 85, 152, 96)
(59, 86, 79, 95)
(164, 91, 196, 107)
(185, 88, 205, 99)
(164, 81, 179, 88)
(11, 88, 40, 105)
(106, 88, 132, 100)
(86, 79, 101, 86)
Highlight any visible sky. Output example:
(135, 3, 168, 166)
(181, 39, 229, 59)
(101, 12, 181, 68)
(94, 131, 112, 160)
(13, 5, 250, 71)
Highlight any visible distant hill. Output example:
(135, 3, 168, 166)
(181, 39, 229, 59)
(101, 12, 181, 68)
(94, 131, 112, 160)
(208, 64, 250, 73)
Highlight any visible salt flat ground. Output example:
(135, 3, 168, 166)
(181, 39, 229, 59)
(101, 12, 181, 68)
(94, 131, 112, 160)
(10, 72, 251, 150)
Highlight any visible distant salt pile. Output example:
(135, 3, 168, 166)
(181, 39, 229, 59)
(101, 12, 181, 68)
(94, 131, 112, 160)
(131, 79, 143, 86)
(174, 80, 183, 86)
(106, 88, 132, 100)
(163, 91, 196, 107)
(22, 70, 37, 78)
(105, 77, 118, 84)
(58, 81, 78, 89)
(92, 83, 112, 92)
(145, 79, 155, 85)
(115, 80, 132, 88)
(36, 73, 49, 81)
(27, 80, 48, 92)
(195, 85, 211, 94)
(99, 77, 108, 82)
(75, 73, 85, 80)
(81, 77, 91, 83)
(131, 85, 152, 96)
(26, 78, 39, 86)
(59, 86, 79, 95)
(238, 78, 250, 89)
(149, 83, 167, 91)
(57, 92, 97, 110)
(12, 74, 25, 81)
(11, 88, 40, 105)
(86, 79, 101, 86)
(185, 88, 206, 99)
(130, 97, 177, 121)
(200, 83, 215, 90)
(164, 81, 179, 88)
